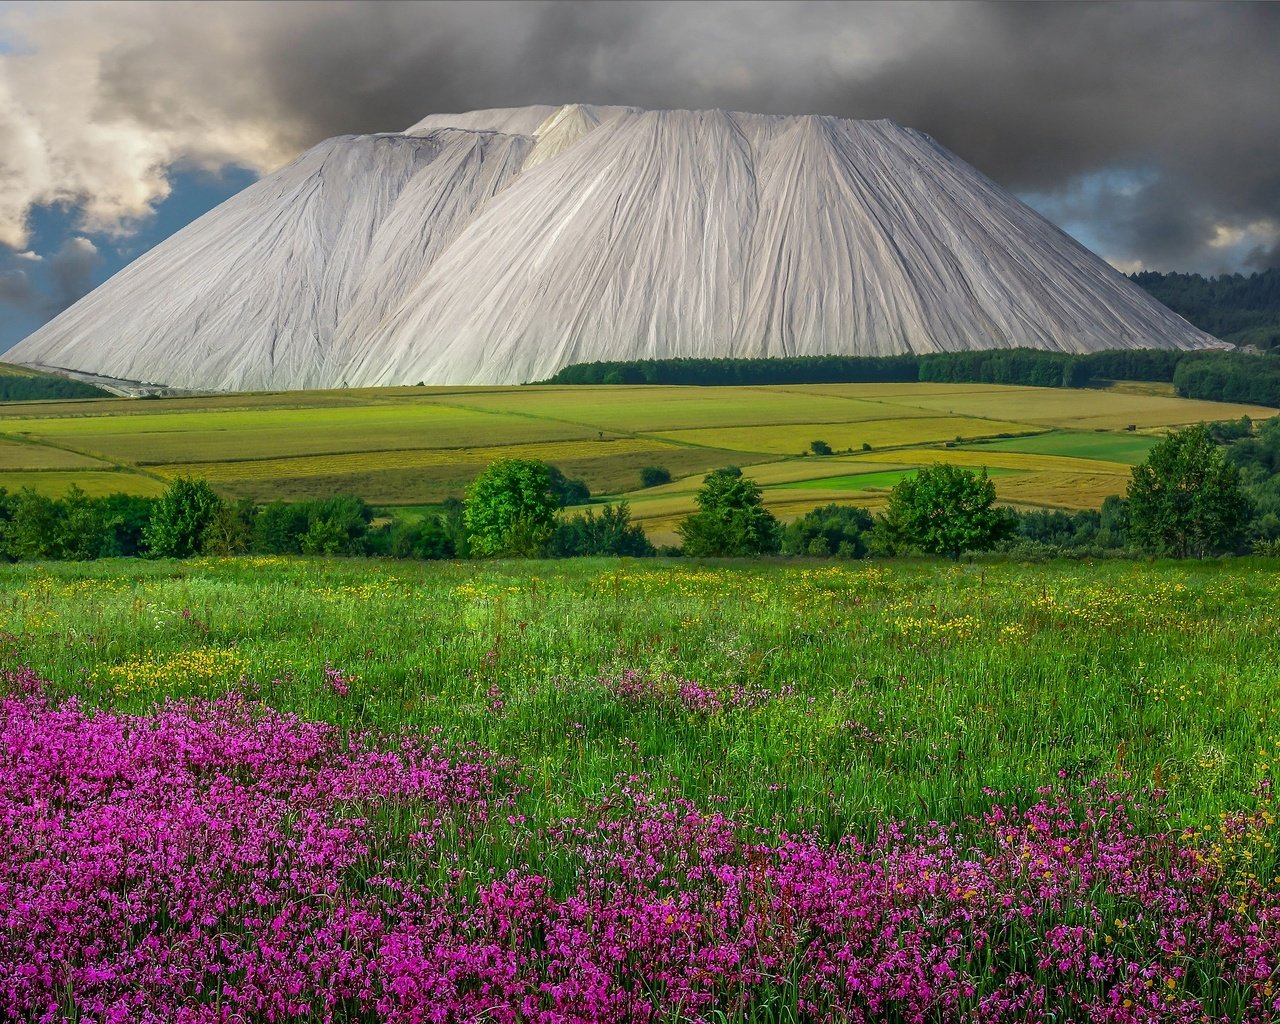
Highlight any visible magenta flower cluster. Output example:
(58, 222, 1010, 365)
(602, 668, 763, 713)
(2, 668, 1277, 1023)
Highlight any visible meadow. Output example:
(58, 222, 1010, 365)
(2, 556, 1278, 1021)
(0, 380, 1273, 544)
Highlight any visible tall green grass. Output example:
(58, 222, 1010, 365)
(2, 556, 1276, 836)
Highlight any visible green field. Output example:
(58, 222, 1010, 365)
(965, 429, 1162, 464)
(0, 381, 1274, 539)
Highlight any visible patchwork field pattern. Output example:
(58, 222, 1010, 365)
(0, 382, 1274, 529)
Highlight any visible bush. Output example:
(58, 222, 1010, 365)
(640, 466, 672, 488)
(56, 485, 106, 560)
(547, 465, 591, 507)
(250, 496, 371, 556)
(781, 504, 874, 558)
(98, 494, 158, 557)
(4, 488, 66, 560)
(809, 440, 833, 456)
(551, 502, 656, 557)
(252, 502, 310, 554)
(202, 498, 256, 556)
(371, 516, 456, 560)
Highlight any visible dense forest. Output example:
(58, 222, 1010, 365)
(0, 365, 112, 402)
(547, 355, 921, 386)
(546, 348, 1280, 405)
(1130, 268, 1280, 350)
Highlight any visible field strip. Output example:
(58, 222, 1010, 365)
(0, 434, 114, 471)
(159, 438, 683, 481)
(993, 471, 1130, 508)
(415, 396, 646, 439)
(0, 469, 169, 497)
(0, 429, 168, 483)
(775, 466, 1023, 492)
(649, 417, 1044, 455)
(426, 387, 941, 433)
(847, 447, 1134, 475)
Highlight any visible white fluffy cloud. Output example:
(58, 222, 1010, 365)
(0, 2, 302, 248)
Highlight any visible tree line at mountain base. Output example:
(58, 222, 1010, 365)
(542, 347, 1280, 407)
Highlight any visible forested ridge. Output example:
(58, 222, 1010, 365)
(1130, 268, 1280, 350)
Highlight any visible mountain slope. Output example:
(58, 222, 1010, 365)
(8, 104, 1219, 390)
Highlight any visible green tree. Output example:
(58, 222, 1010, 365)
(546, 465, 591, 507)
(144, 476, 224, 558)
(4, 488, 62, 560)
(98, 494, 158, 557)
(202, 498, 256, 555)
(1127, 425, 1251, 557)
(464, 459, 560, 557)
(300, 516, 350, 555)
(880, 464, 1013, 559)
(678, 467, 781, 557)
(252, 502, 310, 554)
(0, 488, 13, 561)
(56, 485, 106, 560)
(809, 439, 833, 456)
(304, 496, 373, 554)
(371, 515, 456, 559)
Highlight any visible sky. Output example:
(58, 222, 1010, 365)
(1, 0, 1277, 351)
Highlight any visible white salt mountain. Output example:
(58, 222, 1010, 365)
(9, 104, 1218, 391)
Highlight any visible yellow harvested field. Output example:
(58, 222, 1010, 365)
(993, 472, 1133, 509)
(429, 386, 925, 432)
(162, 438, 680, 482)
(1102, 381, 1178, 397)
(654, 417, 1042, 455)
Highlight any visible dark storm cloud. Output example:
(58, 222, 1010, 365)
(46, 237, 102, 313)
(0, 238, 101, 316)
(4, 0, 1279, 272)
(0, 268, 38, 310)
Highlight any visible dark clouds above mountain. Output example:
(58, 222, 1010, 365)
(1, 0, 1277, 274)
(0, 238, 100, 316)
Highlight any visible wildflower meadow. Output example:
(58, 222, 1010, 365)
(2, 556, 1278, 1021)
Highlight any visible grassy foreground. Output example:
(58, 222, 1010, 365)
(3, 555, 1278, 829)
(3, 557, 1279, 1022)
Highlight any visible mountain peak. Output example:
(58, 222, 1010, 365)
(8, 106, 1216, 391)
